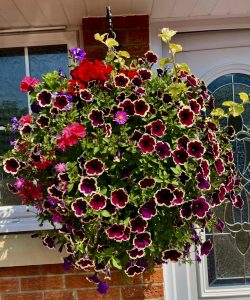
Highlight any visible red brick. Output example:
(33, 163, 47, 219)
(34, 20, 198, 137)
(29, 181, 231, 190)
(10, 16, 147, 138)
(100, 272, 142, 286)
(21, 276, 63, 291)
(44, 291, 74, 300)
(127, 28, 149, 44)
(143, 268, 163, 284)
(113, 15, 148, 29)
(0, 266, 39, 277)
(82, 17, 108, 30)
(65, 274, 94, 289)
(121, 285, 164, 300)
(39, 264, 65, 275)
(0, 279, 18, 292)
(77, 287, 120, 300)
(2, 293, 43, 300)
(83, 46, 107, 60)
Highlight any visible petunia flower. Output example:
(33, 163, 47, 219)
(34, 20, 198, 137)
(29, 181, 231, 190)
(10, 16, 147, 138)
(155, 141, 171, 159)
(125, 265, 145, 277)
(154, 188, 174, 206)
(162, 249, 182, 262)
(106, 224, 125, 240)
(145, 51, 158, 64)
(79, 89, 93, 102)
(118, 100, 135, 115)
(192, 197, 209, 219)
(130, 216, 148, 233)
(89, 109, 104, 127)
(139, 199, 157, 220)
(214, 158, 225, 176)
(89, 194, 107, 211)
(172, 149, 188, 165)
(200, 240, 213, 256)
(139, 177, 155, 189)
(69, 47, 86, 61)
(114, 74, 130, 88)
(180, 201, 192, 219)
(178, 107, 195, 127)
(36, 90, 52, 107)
(187, 141, 205, 159)
(138, 134, 156, 154)
(71, 198, 87, 217)
(133, 232, 152, 249)
(3, 157, 20, 175)
(134, 99, 150, 116)
(111, 188, 129, 209)
(150, 120, 166, 137)
(127, 248, 145, 259)
(97, 281, 109, 295)
(78, 177, 97, 196)
(84, 158, 105, 176)
(138, 68, 152, 81)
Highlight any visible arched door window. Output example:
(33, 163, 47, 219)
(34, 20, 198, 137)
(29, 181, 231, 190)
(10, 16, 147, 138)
(207, 73, 250, 285)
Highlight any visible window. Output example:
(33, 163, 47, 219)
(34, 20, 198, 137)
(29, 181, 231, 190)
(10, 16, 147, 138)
(207, 73, 250, 286)
(0, 30, 78, 233)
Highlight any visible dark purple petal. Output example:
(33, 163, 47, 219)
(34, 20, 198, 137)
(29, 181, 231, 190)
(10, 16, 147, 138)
(139, 199, 157, 220)
(180, 202, 192, 219)
(138, 134, 156, 154)
(111, 188, 129, 209)
(97, 281, 109, 295)
(37, 90, 52, 107)
(76, 258, 94, 270)
(125, 265, 145, 277)
(139, 177, 155, 189)
(89, 109, 104, 127)
(106, 224, 125, 240)
(130, 216, 148, 233)
(214, 158, 225, 176)
(127, 248, 145, 259)
(78, 177, 97, 195)
(215, 218, 225, 232)
(71, 197, 87, 217)
(155, 188, 174, 206)
(155, 141, 171, 159)
(187, 141, 205, 159)
(162, 249, 182, 262)
(200, 240, 213, 256)
(195, 173, 211, 190)
(177, 135, 189, 150)
(89, 193, 106, 211)
(84, 158, 105, 176)
(114, 74, 130, 88)
(138, 68, 152, 81)
(133, 232, 152, 249)
(192, 197, 209, 219)
(119, 99, 135, 115)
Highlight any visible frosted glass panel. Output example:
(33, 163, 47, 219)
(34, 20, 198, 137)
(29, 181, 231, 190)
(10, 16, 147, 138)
(29, 44, 69, 80)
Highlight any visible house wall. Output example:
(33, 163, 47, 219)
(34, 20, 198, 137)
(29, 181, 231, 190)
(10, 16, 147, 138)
(0, 15, 164, 300)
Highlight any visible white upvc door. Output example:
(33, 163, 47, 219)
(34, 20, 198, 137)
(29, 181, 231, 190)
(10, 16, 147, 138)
(150, 26, 250, 300)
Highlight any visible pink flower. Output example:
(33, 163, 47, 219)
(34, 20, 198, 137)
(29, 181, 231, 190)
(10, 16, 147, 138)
(20, 76, 40, 93)
(115, 111, 128, 124)
(19, 114, 32, 126)
(56, 123, 87, 151)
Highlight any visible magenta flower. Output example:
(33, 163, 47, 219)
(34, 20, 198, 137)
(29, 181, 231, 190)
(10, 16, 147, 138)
(78, 177, 97, 196)
(155, 188, 174, 206)
(162, 249, 182, 262)
(106, 224, 125, 240)
(89, 194, 107, 211)
(180, 202, 192, 219)
(139, 199, 157, 220)
(80, 89, 93, 102)
(130, 216, 148, 233)
(3, 157, 20, 175)
(71, 198, 87, 217)
(177, 135, 189, 150)
(192, 197, 209, 219)
(111, 188, 129, 209)
(127, 248, 145, 259)
(189, 99, 201, 114)
(139, 177, 155, 189)
(173, 149, 188, 165)
(138, 134, 156, 154)
(114, 111, 128, 124)
(214, 158, 225, 176)
(187, 141, 205, 159)
(55, 163, 66, 173)
(178, 107, 194, 127)
(37, 90, 52, 107)
(14, 178, 25, 189)
(196, 173, 211, 190)
(84, 158, 105, 176)
(150, 120, 166, 137)
(116, 226, 131, 242)
(133, 232, 152, 249)
(200, 160, 210, 178)
(155, 141, 171, 159)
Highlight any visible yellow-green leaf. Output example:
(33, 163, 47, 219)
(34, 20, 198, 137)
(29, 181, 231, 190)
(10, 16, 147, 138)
(105, 38, 119, 48)
(177, 63, 190, 74)
(169, 82, 188, 97)
(94, 33, 107, 42)
(118, 50, 130, 58)
(222, 101, 235, 107)
(169, 43, 182, 55)
(211, 108, 227, 118)
(158, 28, 177, 43)
(159, 57, 171, 66)
(229, 103, 244, 117)
(239, 92, 250, 103)
(114, 57, 125, 67)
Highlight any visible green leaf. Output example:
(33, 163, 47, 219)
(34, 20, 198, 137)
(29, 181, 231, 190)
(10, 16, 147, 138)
(94, 33, 107, 42)
(169, 43, 182, 55)
(211, 108, 227, 118)
(229, 103, 244, 117)
(111, 257, 122, 270)
(222, 101, 235, 107)
(101, 210, 111, 217)
(118, 50, 130, 58)
(158, 28, 177, 43)
(177, 63, 190, 73)
(159, 57, 171, 66)
(239, 92, 250, 103)
(106, 38, 119, 48)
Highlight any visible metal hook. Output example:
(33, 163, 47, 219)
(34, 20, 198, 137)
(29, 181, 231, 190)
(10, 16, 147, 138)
(106, 6, 116, 40)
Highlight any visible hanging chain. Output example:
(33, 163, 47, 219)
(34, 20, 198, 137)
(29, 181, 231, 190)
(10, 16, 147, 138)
(106, 6, 116, 39)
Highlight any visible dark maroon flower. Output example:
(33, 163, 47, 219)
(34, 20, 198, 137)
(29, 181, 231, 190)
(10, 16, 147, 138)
(105, 199, 117, 215)
(78, 177, 97, 196)
(173, 149, 188, 165)
(127, 248, 145, 259)
(177, 135, 189, 150)
(114, 74, 130, 88)
(106, 224, 125, 239)
(162, 249, 182, 262)
(232, 194, 243, 209)
(155, 188, 174, 206)
(20, 124, 32, 135)
(138, 68, 152, 81)
(47, 185, 64, 199)
(89, 109, 104, 127)
(42, 235, 55, 249)
(179, 172, 190, 185)
(225, 151, 234, 164)
(150, 120, 166, 137)
(103, 123, 112, 137)
(80, 89, 93, 102)
(171, 189, 185, 206)
(130, 216, 148, 233)
(133, 232, 152, 249)
(145, 51, 158, 64)
(178, 107, 194, 127)
(84, 158, 105, 176)
(200, 240, 213, 256)
(139, 177, 155, 189)
(215, 218, 225, 233)
(37, 90, 52, 107)
(196, 173, 211, 190)
(214, 158, 225, 176)
(187, 141, 205, 159)
(132, 76, 143, 87)
(71, 197, 87, 217)
(119, 99, 135, 115)
(155, 141, 171, 159)
(192, 197, 209, 219)
(189, 99, 201, 114)
(225, 125, 235, 139)
(130, 130, 142, 142)
(162, 93, 172, 104)
(87, 273, 100, 284)
(134, 99, 150, 117)
(138, 134, 156, 154)
(206, 121, 218, 131)
(180, 202, 192, 219)
(50, 107, 59, 115)
(111, 188, 128, 209)
(212, 142, 220, 158)
(200, 160, 210, 178)
(36, 115, 50, 128)
(76, 258, 94, 270)
(187, 75, 198, 87)
(116, 226, 131, 241)
(139, 199, 157, 219)
(3, 157, 20, 174)
(116, 92, 126, 102)
(125, 265, 145, 277)
(89, 193, 106, 211)
(53, 95, 69, 110)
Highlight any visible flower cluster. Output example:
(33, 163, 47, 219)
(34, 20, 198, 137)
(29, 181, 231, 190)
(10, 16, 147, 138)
(1, 29, 242, 294)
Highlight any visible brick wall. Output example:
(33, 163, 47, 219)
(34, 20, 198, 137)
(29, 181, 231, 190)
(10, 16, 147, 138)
(82, 15, 149, 60)
(0, 264, 164, 300)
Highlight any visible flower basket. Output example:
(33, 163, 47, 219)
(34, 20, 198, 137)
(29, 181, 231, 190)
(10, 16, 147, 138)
(1, 28, 245, 294)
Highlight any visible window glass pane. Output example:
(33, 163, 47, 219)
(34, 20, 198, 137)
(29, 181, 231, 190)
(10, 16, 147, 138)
(28, 45, 69, 80)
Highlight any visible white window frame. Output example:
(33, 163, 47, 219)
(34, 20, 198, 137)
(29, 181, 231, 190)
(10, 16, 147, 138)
(0, 29, 79, 233)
